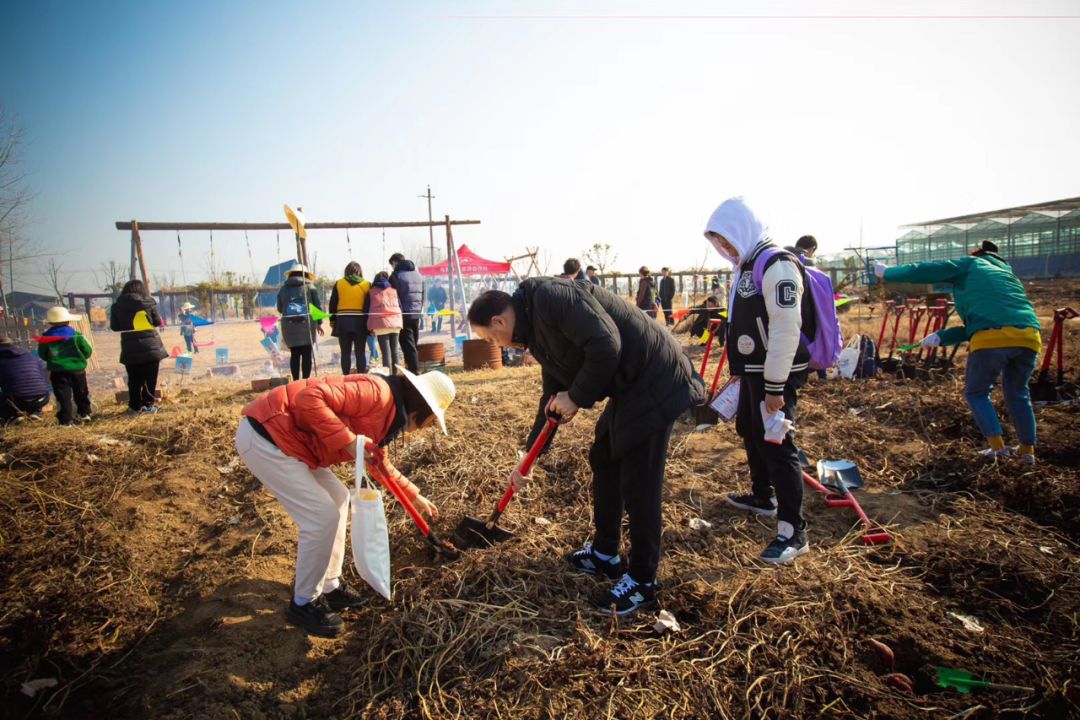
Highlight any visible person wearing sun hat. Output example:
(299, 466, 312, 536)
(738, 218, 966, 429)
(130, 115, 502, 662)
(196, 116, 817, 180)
(178, 302, 199, 354)
(236, 368, 455, 638)
(37, 306, 94, 425)
(277, 262, 324, 380)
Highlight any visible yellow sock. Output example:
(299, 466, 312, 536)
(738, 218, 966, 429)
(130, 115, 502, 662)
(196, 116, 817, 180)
(987, 435, 1006, 452)
(1019, 444, 1035, 457)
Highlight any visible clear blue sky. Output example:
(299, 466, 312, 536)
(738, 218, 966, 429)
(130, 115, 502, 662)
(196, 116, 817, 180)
(4, 0, 1079, 295)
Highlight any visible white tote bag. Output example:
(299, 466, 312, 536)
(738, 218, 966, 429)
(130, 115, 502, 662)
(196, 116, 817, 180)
(836, 336, 862, 380)
(350, 436, 392, 600)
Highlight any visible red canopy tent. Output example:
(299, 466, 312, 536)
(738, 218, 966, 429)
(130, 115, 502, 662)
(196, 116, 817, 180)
(418, 244, 511, 277)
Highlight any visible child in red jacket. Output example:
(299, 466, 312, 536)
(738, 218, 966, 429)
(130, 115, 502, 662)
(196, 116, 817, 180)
(236, 369, 455, 638)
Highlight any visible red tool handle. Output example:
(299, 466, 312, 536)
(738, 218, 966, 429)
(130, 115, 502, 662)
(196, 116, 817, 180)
(876, 301, 893, 349)
(709, 346, 728, 397)
(369, 464, 431, 536)
(495, 415, 559, 514)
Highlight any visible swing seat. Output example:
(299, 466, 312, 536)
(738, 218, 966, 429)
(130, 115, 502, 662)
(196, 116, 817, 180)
(194, 341, 216, 348)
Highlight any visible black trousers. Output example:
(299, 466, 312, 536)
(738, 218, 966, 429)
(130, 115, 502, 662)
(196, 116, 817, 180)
(734, 373, 804, 529)
(589, 411, 674, 584)
(125, 361, 160, 411)
(660, 298, 674, 325)
(289, 345, 313, 380)
(338, 331, 368, 374)
(50, 371, 92, 424)
(399, 317, 421, 373)
(0, 393, 49, 422)
(376, 333, 400, 374)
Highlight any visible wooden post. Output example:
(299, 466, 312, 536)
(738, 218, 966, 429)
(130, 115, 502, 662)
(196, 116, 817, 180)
(295, 232, 307, 267)
(445, 216, 457, 339)
(446, 215, 471, 339)
(130, 221, 139, 281)
(133, 221, 152, 292)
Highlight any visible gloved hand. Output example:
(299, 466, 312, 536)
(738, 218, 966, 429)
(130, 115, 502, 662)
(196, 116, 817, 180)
(920, 333, 941, 348)
(874, 261, 889, 279)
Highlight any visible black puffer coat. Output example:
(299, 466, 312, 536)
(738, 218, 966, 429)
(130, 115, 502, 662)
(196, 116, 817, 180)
(110, 292, 168, 365)
(514, 278, 704, 459)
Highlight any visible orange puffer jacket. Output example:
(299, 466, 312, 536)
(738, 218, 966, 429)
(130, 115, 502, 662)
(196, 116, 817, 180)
(242, 374, 418, 499)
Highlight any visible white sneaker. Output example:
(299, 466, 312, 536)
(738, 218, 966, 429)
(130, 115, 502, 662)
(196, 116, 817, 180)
(977, 446, 1014, 460)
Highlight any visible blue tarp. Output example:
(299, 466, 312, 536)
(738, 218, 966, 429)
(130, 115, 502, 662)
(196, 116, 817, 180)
(256, 259, 298, 307)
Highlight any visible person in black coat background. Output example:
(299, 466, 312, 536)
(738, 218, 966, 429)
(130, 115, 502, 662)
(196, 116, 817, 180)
(0, 336, 51, 422)
(110, 280, 168, 414)
(468, 278, 703, 616)
(658, 267, 676, 326)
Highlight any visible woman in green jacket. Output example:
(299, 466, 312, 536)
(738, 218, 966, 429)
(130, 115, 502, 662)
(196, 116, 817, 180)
(875, 241, 1041, 463)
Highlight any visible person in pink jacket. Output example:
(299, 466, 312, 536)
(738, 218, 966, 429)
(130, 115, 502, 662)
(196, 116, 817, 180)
(365, 272, 403, 373)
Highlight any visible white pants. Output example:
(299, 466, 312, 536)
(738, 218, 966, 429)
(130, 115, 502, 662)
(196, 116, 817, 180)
(235, 419, 349, 604)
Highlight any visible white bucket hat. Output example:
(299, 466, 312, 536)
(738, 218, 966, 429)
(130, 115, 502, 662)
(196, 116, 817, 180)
(181, 302, 196, 311)
(285, 263, 315, 280)
(399, 368, 455, 434)
(46, 306, 81, 324)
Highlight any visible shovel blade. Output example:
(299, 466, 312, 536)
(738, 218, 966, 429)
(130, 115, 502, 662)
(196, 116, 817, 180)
(453, 516, 515, 550)
(817, 459, 864, 492)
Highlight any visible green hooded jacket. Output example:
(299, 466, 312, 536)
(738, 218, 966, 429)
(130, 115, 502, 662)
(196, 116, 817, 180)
(37, 330, 94, 372)
(883, 254, 1039, 346)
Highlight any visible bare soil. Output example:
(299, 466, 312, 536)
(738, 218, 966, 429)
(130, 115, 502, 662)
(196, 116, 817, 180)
(1, 281, 1078, 719)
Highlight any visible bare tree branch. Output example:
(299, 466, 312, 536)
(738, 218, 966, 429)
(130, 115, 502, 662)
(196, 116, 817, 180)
(42, 258, 69, 303)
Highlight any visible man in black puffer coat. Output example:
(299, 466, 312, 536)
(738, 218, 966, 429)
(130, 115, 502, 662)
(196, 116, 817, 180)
(110, 280, 168, 413)
(389, 253, 424, 374)
(469, 277, 704, 616)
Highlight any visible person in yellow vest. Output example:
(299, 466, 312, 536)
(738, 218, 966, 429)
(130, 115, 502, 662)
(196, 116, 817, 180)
(329, 262, 372, 374)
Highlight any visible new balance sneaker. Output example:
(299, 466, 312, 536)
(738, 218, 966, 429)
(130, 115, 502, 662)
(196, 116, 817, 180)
(977, 446, 1015, 460)
(725, 493, 778, 518)
(759, 522, 808, 565)
(323, 583, 366, 612)
(566, 542, 624, 579)
(286, 596, 344, 638)
(593, 573, 659, 616)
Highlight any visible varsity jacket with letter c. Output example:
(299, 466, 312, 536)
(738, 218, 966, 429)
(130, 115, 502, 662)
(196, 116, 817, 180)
(727, 242, 809, 392)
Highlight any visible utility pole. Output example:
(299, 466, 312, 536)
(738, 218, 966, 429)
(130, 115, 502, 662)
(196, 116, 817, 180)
(420, 185, 435, 264)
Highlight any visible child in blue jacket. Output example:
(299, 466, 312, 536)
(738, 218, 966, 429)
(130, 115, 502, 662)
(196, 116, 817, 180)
(38, 307, 94, 425)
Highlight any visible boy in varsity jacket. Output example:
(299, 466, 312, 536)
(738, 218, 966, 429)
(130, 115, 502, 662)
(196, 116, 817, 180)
(704, 197, 809, 565)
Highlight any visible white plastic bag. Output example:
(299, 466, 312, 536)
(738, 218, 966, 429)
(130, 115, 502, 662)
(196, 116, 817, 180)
(836, 336, 861, 379)
(350, 435, 392, 600)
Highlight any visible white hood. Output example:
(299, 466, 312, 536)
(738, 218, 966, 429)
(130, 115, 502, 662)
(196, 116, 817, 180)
(703, 197, 769, 266)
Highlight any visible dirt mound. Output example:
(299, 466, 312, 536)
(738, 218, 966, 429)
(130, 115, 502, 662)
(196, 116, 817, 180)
(3, 283, 1080, 719)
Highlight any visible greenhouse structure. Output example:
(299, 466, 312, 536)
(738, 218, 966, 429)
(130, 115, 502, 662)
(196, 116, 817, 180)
(896, 197, 1080, 278)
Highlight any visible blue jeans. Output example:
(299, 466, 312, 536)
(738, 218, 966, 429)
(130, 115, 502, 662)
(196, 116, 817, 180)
(964, 347, 1037, 446)
(366, 334, 378, 362)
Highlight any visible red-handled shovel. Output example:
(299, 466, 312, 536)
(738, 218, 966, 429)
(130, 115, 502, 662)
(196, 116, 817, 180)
(368, 464, 461, 560)
(453, 414, 562, 549)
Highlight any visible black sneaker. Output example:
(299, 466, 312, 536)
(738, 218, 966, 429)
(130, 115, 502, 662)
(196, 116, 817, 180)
(593, 574, 659, 616)
(726, 493, 778, 518)
(286, 596, 344, 638)
(566, 542, 624, 579)
(323, 583, 366, 612)
(759, 531, 809, 565)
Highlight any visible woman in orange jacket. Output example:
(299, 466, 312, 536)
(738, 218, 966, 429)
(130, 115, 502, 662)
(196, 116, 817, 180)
(235, 369, 455, 637)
